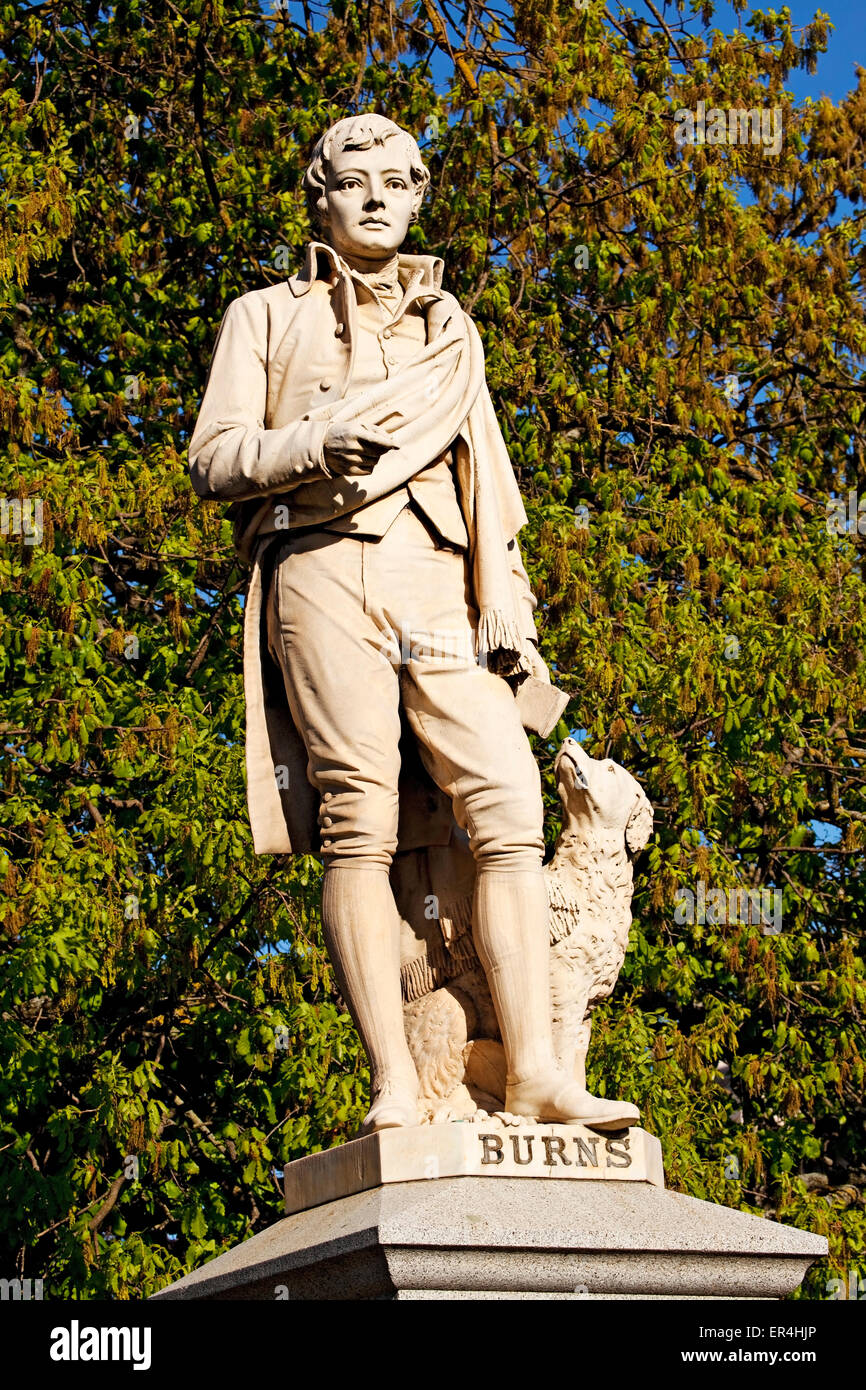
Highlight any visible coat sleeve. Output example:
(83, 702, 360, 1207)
(188, 293, 332, 501)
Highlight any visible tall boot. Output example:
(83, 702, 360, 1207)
(473, 869, 639, 1130)
(321, 864, 419, 1134)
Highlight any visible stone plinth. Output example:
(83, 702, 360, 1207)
(153, 1124, 827, 1301)
(284, 1123, 663, 1215)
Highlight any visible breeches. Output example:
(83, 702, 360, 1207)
(266, 504, 544, 870)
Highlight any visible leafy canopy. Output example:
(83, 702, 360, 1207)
(1, 0, 864, 1299)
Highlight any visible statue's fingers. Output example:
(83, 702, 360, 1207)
(358, 442, 389, 461)
(357, 422, 394, 447)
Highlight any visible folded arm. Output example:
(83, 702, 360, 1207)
(188, 294, 332, 502)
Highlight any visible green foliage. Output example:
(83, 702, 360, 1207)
(1, 0, 863, 1299)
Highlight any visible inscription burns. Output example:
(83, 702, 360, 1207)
(479, 1132, 632, 1170)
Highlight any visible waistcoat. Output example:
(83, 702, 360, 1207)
(259, 256, 469, 549)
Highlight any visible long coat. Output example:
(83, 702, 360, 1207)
(189, 241, 565, 856)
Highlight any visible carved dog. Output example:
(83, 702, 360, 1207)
(394, 738, 654, 1120)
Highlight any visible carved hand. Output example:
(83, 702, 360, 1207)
(322, 420, 394, 477)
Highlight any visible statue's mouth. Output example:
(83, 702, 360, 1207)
(555, 740, 590, 791)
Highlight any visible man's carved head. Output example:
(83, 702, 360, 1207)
(303, 114, 430, 261)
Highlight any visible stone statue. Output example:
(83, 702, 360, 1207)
(189, 112, 642, 1136)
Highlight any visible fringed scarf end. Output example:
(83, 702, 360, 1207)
(476, 608, 533, 676)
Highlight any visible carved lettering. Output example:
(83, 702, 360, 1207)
(479, 1133, 504, 1165)
(605, 1136, 632, 1168)
(573, 1136, 601, 1168)
(509, 1133, 535, 1165)
(542, 1135, 572, 1166)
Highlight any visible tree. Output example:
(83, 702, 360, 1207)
(1, 0, 863, 1299)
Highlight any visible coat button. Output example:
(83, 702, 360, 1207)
(319, 381, 331, 391)
(335, 323, 345, 336)
(382, 327, 393, 339)
(323, 791, 332, 802)
(322, 838, 331, 848)
(322, 816, 333, 828)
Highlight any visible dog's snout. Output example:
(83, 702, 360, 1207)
(558, 737, 591, 790)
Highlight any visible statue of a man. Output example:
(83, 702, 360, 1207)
(189, 113, 638, 1135)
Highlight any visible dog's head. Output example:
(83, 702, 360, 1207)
(554, 737, 654, 857)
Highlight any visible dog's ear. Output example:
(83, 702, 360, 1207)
(625, 795, 654, 856)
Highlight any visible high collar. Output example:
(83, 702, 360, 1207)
(289, 239, 445, 299)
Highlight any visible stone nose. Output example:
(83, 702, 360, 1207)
(364, 180, 387, 207)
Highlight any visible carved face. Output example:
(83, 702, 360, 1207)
(321, 141, 415, 261)
(554, 737, 654, 855)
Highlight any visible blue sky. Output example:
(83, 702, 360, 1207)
(280, 2, 861, 104)
(710, 1, 863, 103)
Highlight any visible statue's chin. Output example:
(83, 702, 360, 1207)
(332, 228, 403, 260)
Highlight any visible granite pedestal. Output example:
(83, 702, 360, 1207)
(153, 1124, 826, 1301)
